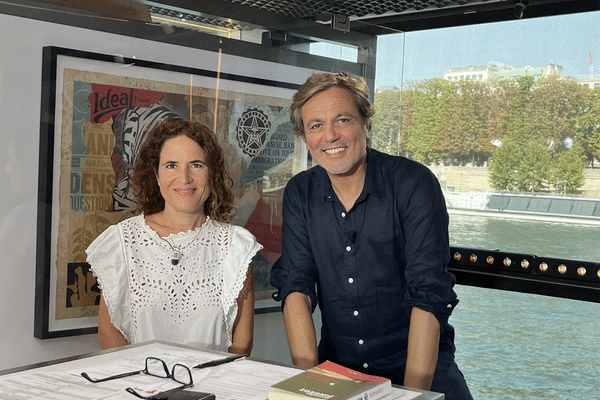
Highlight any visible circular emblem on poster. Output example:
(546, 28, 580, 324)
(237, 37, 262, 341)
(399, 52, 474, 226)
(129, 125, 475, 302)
(236, 108, 271, 157)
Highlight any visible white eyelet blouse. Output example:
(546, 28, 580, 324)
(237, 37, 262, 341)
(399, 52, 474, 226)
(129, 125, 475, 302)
(86, 214, 262, 351)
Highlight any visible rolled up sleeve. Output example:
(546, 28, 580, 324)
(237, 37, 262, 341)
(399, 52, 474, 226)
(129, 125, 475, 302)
(399, 169, 458, 327)
(270, 177, 319, 311)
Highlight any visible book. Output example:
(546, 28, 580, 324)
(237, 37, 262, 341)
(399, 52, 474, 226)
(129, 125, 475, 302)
(269, 360, 392, 400)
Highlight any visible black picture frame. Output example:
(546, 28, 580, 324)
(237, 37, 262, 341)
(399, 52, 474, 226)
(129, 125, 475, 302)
(34, 46, 303, 338)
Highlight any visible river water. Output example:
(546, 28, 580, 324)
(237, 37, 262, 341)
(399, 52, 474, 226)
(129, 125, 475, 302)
(447, 214, 600, 400)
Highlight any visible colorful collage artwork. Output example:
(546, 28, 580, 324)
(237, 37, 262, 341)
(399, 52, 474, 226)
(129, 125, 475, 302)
(56, 68, 300, 320)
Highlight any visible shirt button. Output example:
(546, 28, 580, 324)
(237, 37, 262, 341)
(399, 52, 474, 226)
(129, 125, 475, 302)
(353, 310, 359, 316)
(358, 339, 364, 345)
(363, 363, 368, 368)
(447, 304, 453, 308)
(346, 246, 352, 251)
(341, 212, 346, 217)
(348, 278, 354, 283)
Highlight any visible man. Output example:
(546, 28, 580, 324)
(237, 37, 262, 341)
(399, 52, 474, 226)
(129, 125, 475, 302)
(270, 72, 472, 400)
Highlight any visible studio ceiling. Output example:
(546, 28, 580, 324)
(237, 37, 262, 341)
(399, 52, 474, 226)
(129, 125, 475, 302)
(215, 0, 492, 19)
(144, 0, 600, 34)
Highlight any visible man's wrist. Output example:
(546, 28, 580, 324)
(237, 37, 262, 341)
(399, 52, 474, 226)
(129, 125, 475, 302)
(292, 354, 319, 368)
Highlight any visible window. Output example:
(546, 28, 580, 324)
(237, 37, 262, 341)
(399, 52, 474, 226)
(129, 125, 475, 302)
(372, 12, 600, 400)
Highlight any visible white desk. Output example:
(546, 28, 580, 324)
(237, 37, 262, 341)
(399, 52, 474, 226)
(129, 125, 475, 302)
(0, 341, 443, 400)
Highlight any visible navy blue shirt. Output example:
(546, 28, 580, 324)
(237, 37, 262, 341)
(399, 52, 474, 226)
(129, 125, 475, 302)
(272, 147, 460, 376)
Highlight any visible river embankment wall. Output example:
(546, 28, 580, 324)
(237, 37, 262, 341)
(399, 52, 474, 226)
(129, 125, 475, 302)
(427, 166, 600, 199)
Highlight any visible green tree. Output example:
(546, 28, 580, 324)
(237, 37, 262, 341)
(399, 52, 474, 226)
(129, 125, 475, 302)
(551, 143, 586, 194)
(576, 88, 600, 166)
(372, 89, 403, 154)
(487, 76, 592, 193)
(404, 79, 456, 163)
(525, 76, 589, 155)
(373, 73, 597, 194)
(502, 76, 535, 139)
(489, 140, 522, 191)
(438, 79, 491, 165)
(398, 88, 416, 158)
(514, 142, 552, 192)
(488, 132, 552, 192)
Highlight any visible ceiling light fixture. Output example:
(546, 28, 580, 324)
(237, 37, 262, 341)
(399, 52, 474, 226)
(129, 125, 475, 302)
(514, 0, 530, 19)
(152, 16, 230, 34)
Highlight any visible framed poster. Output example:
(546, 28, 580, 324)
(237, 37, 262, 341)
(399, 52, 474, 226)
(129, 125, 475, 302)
(35, 46, 307, 338)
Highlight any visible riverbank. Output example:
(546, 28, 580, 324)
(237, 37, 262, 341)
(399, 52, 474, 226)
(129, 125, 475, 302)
(443, 191, 600, 225)
(448, 207, 600, 225)
(428, 165, 600, 198)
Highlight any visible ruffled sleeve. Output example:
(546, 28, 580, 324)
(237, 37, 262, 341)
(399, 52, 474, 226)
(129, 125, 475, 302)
(85, 223, 133, 343)
(221, 224, 263, 345)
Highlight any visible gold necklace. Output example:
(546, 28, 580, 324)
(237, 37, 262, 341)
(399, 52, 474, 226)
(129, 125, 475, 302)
(162, 219, 206, 265)
(165, 228, 201, 250)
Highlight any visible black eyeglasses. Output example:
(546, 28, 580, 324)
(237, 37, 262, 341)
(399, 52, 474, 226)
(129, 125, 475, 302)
(81, 357, 194, 398)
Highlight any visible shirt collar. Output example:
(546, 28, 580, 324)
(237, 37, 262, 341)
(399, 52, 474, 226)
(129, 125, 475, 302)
(315, 166, 333, 204)
(362, 147, 386, 198)
(314, 147, 386, 204)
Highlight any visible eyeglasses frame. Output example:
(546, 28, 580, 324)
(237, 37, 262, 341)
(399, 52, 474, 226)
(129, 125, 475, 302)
(81, 356, 194, 398)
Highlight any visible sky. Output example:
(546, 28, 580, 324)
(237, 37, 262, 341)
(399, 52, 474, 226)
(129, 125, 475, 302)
(374, 10, 600, 89)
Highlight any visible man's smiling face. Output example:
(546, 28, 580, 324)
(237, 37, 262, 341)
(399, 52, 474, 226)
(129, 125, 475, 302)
(302, 87, 368, 177)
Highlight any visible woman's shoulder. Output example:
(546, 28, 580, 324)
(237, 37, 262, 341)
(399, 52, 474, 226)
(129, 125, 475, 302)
(209, 220, 262, 261)
(115, 214, 157, 236)
(211, 219, 257, 244)
(87, 215, 144, 252)
(116, 213, 145, 227)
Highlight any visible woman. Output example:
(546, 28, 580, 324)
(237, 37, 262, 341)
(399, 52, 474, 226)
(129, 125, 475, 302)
(86, 118, 261, 355)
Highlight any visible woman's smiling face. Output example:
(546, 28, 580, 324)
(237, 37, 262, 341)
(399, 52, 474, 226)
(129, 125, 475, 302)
(156, 134, 211, 216)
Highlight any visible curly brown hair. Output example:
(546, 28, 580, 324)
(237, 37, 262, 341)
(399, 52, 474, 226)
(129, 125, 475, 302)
(290, 72, 374, 138)
(132, 118, 235, 223)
